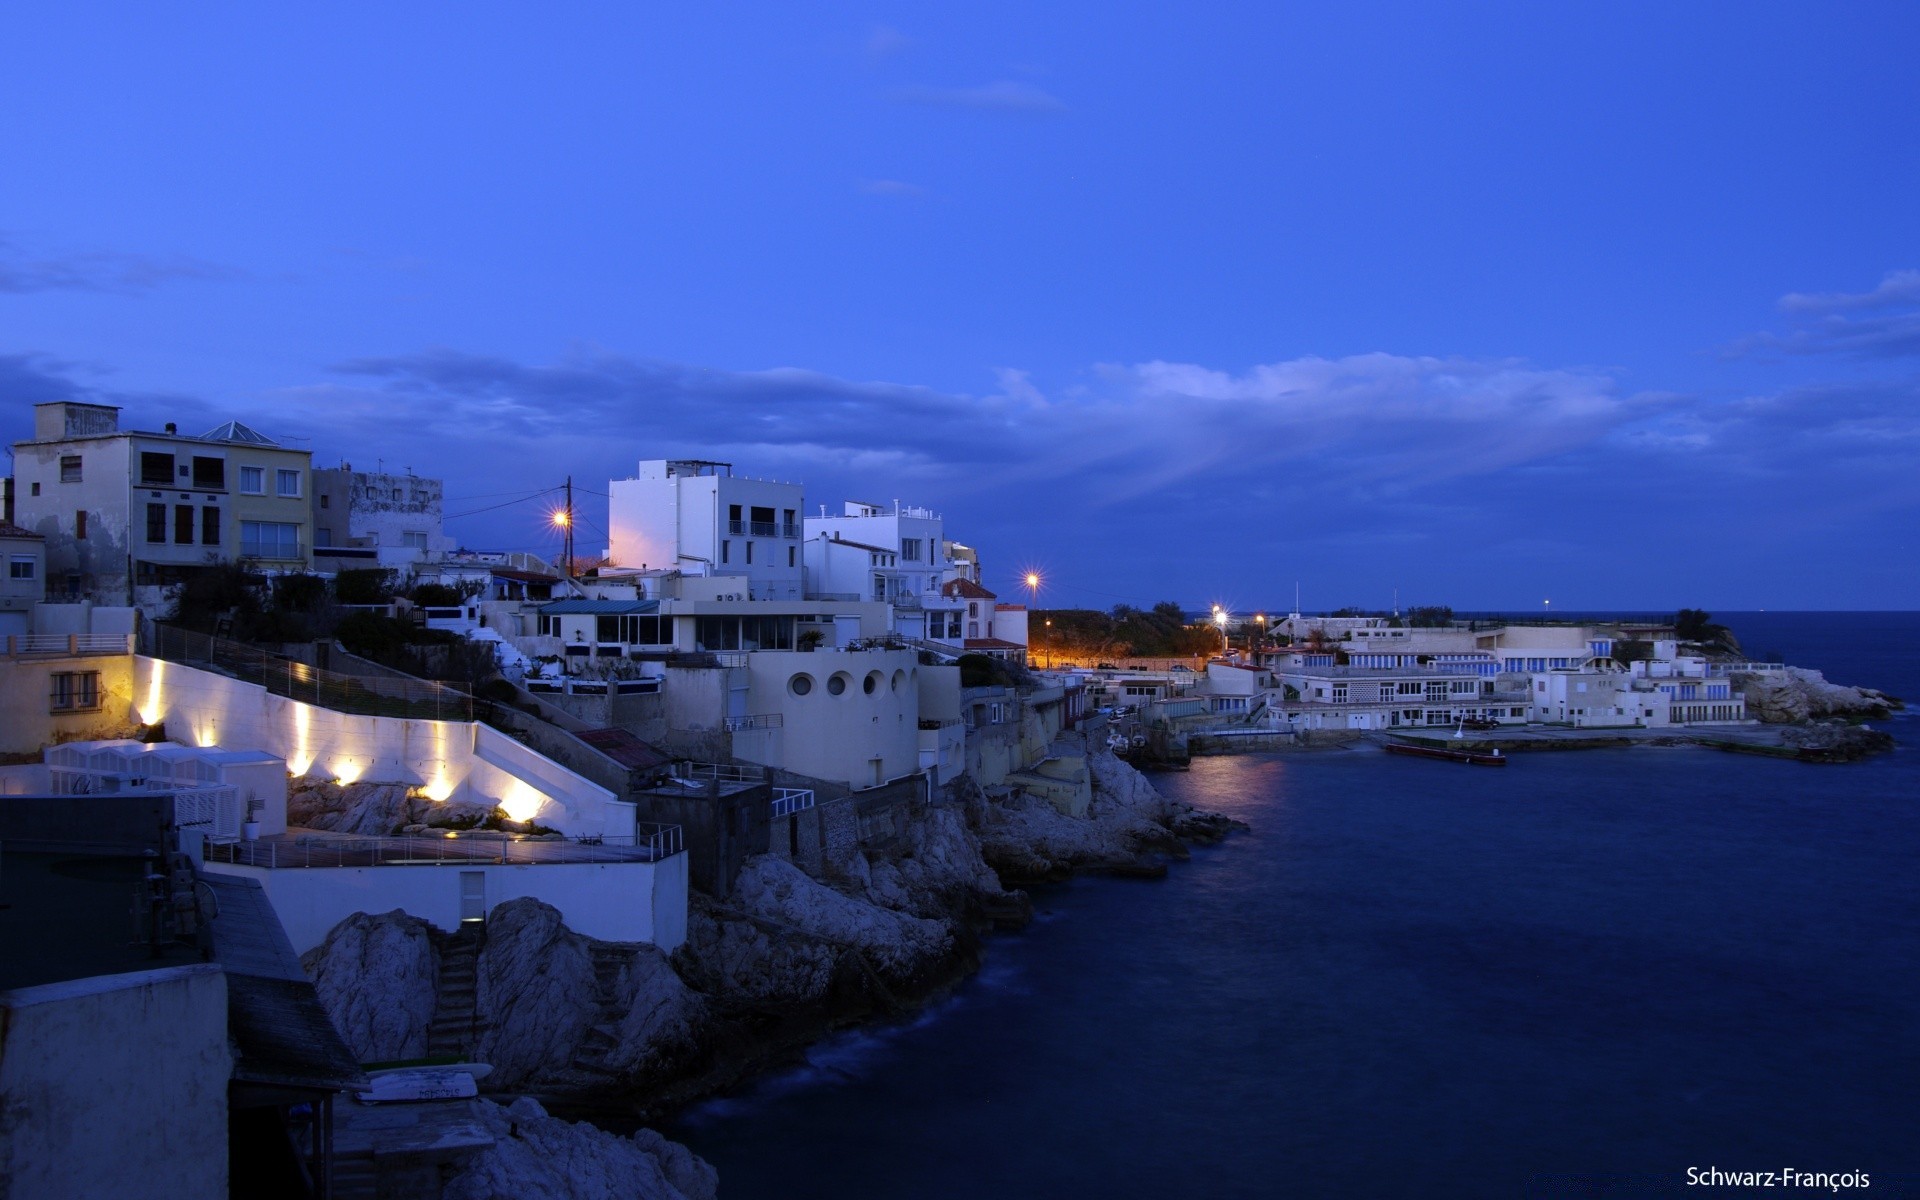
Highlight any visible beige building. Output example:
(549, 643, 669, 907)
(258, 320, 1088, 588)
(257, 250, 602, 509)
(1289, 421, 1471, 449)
(0, 521, 45, 637)
(10, 403, 313, 606)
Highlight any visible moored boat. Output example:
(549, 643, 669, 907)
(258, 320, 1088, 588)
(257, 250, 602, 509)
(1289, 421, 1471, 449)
(1384, 740, 1508, 766)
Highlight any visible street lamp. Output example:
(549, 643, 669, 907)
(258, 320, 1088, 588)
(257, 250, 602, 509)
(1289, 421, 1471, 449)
(1213, 609, 1229, 655)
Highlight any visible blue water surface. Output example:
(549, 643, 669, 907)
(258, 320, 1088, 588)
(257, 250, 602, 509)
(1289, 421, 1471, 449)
(671, 614, 1920, 1198)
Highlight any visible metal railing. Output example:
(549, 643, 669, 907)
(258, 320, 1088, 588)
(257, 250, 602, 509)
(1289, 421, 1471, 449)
(204, 827, 684, 868)
(771, 787, 816, 817)
(724, 713, 784, 732)
(675, 761, 767, 784)
(1708, 661, 1788, 676)
(142, 624, 473, 722)
(4, 633, 134, 658)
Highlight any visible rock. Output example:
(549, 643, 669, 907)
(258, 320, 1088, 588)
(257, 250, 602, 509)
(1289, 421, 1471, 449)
(728, 856, 954, 989)
(444, 1096, 715, 1200)
(300, 909, 438, 1061)
(1735, 667, 1900, 723)
(1780, 720, 1897, 761)
(600, 945, 707, 1078)
(288, 780, 420, 834)
(678, 900, 840, 1004)
(472, 899, 600, 1087)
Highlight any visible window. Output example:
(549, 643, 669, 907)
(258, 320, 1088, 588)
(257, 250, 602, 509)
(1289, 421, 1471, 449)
(60, 455, 82, 483)
(276, 469, 301, 498)
(240, 520, 300, 559)
(147, 503, 168, 543)
(319, 494, 330, 509)
(191, 456, 224, 489)
(201, 507, 220, 546)
(8, 555, 35, 580)
(720, 540, 730, 564)
(30, 481, 39, 496)
(74, 511, 87, 539)
(788, 546, 795, 568)
(50, 671, 101, 713)
(745, 541, 754, 565)
(174, 505, 195, 544)
(239, 466, 264, 494)
(402, 530, 428, 550)
(140, 452, 175, 486)
(901, 538, 923, 561)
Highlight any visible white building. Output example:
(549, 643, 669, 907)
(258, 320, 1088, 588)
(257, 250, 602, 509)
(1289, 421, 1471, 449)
(608, 460, 804, 600)
(803, 500, 969, 644)
(10, 402, 314, 606)
(0, 521, 45, 637)
(310, 466, 452, 569)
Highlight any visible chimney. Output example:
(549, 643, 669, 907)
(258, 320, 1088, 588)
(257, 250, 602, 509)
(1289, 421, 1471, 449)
(165, 422, 177, 435)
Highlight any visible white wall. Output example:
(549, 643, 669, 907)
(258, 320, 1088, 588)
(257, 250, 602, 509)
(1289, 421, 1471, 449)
(207, 854, 688, 954)
(743, 648, 921, 788)
(0, 963, 230, 1200)
(133, 656, 629, 837)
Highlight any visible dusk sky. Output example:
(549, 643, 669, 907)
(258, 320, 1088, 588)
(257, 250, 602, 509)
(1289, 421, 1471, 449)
(4, 5, 1916, 612)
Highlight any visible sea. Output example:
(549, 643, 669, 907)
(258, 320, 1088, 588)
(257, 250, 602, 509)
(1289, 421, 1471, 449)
(667, 613, 1920, 1199)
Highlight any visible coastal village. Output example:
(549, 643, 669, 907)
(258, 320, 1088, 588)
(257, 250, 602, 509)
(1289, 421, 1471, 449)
(0, 400, 1902, 1199)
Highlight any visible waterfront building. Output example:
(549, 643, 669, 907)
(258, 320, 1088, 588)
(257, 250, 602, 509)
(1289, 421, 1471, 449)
(10, 402, 314, 608)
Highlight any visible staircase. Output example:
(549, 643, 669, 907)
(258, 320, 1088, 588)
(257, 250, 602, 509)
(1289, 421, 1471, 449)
(425, 924, 488, 1059)
(568, 944, 638, 1078)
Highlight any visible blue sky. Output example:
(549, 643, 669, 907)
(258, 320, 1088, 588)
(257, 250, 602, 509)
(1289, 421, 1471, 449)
(4, 4, 1917, 611)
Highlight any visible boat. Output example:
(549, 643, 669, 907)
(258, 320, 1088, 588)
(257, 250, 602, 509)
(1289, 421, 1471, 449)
(355, 1068, 481, 1105)
(1384, 740, 1508, 767)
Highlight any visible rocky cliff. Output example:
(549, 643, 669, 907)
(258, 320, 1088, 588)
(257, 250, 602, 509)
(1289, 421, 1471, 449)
(1734, 667, 1901, 723)
(302, 747, 1237, 1171)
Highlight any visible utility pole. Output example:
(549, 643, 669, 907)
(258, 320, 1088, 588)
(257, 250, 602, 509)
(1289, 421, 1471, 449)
(564, 475, 575, 579)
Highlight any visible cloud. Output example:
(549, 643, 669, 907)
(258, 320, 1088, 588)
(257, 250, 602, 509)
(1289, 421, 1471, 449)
(1729, 269, 1920, 360)
(9, 339, 1913, 603)
(891, 80, 1066, 114)
(0, 234, 237, 295)
(1778, 270, 1920, 315)
(859, 178, 927, 198)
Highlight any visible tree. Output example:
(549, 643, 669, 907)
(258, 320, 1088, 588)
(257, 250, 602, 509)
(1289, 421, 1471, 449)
(1406, 605, 1453, 628)
(1673, 609, 1714, 640)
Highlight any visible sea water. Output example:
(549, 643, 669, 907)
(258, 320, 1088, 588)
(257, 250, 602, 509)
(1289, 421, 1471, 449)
(670, 613, 1919, 1197)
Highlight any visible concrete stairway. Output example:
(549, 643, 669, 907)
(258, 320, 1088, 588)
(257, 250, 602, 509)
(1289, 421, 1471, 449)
(425, 924, 487, 1059)
(568, 944, 637, 1078)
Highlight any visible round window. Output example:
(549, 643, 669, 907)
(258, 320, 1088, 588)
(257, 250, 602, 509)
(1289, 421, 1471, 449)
(864, 672, 881, 694)
(891, 669, 906, 693)
(789, 674, 814, 697)
(827, 673, 849, 696)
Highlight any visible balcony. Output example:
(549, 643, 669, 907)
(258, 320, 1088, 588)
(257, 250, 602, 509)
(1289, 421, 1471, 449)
(3, 633, 134, 659)
(240, 540, 304, 561)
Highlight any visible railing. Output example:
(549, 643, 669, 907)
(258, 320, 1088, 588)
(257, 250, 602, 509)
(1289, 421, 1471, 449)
(204, 828, 684, 868)
(667, 650, 749, 669)
(809, 592, 861, 602)
(749, 520, 780, 537)
(526, 678, 661, 696)
(4, 633, 134, 658)
(1708, 661, 1788, 676)
(727, 519, 745, 535)
(239, 540, 304, 560)
(724, 713, 784, 732)
(675, 761, 767, 784)
(781, 522, 801, 538)
(771, 787, 815, 817)
(142, 623, 474, 722)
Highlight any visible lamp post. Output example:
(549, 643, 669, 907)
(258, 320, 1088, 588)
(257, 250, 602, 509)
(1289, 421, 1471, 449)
(1214, 608, 1229, 656)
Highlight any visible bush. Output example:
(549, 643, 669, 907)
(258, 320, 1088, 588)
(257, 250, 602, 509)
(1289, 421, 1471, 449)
(410, 582, 465, 608)
(335, 568, 399, 606)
